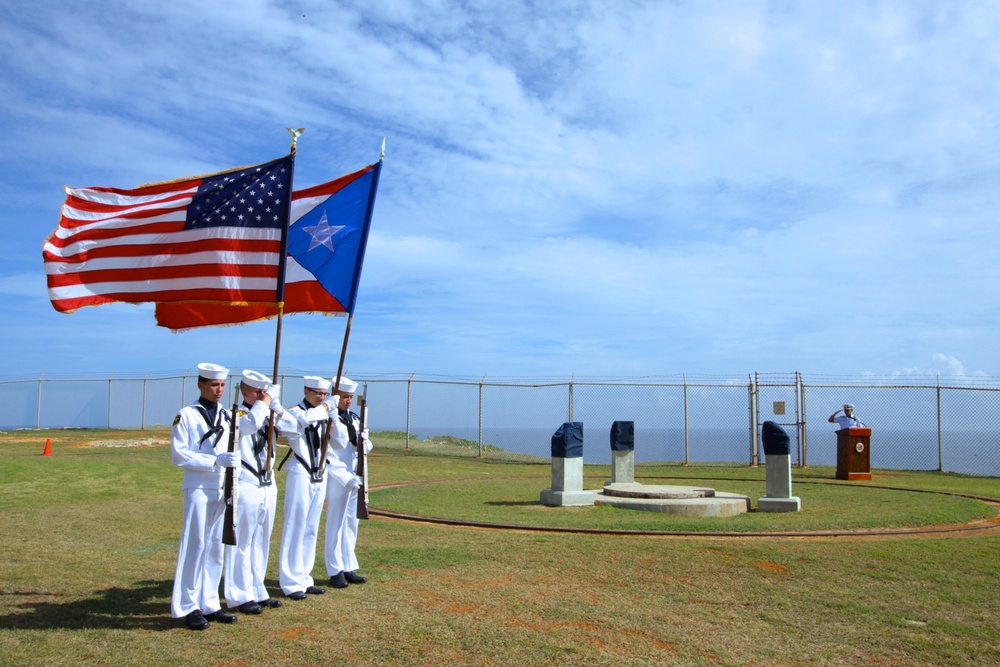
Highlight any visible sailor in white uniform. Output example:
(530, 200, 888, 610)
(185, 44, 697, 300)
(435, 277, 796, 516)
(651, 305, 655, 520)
(224, 369, 290, 614)
(277, 375, 348, 600)
(170, 362, 239, 631)
(324, 376, 372, 588)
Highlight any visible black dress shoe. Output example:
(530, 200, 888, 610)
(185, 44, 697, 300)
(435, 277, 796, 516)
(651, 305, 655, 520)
(257, 598, 282, 608)
(184, 610, 209, 631)
(329, 572, 348, 588)
(344, 571, 367, 584)
(238, 601, 263, 615)
(204, 610, 238, 624)
(288, 591, 307, 600)
(305, 585, 326, 595)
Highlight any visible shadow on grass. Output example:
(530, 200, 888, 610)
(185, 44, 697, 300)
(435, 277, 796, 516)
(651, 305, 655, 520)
(0, 579, 176, 631)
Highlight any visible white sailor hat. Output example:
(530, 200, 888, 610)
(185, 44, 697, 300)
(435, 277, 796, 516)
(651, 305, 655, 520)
(197, 362, 228, 380)
(241, 369, 271, 390)
(303, 375, 332, 391)
(843, 403, 855, 410)
(336, 377, 358, 394)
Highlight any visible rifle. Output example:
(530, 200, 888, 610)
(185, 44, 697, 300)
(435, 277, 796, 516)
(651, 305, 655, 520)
(222, 402, 240, 546)
(357, 396, 369, 520)
(262, 410, 274, 486)
(313, 413, 333, 483)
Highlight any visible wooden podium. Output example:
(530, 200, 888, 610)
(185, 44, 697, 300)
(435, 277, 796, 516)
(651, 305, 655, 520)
(836, 427, 872, 481)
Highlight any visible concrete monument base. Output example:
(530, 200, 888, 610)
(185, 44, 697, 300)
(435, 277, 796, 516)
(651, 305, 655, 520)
(539, 489, 597, 507)
(540, 455, 596, 506)
(757, 496, 802, 512)
(610, 449, 635, 484)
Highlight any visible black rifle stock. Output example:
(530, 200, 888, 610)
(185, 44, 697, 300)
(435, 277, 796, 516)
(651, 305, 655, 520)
(357, 397, 369, 520)
(222, 402, 239, 546)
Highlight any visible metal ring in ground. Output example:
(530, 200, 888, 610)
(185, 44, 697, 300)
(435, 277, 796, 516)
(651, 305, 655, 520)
(367, 477, 1000, 539)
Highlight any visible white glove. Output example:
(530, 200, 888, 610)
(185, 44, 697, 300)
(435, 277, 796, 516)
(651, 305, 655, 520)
(270, 397, 283, 414)
(216, 451, 239, 468)
(346, 475, 363, 490)
(362, 429, 373, 454)
(266, 383, 280, 404)
(323, 395, 340, 411)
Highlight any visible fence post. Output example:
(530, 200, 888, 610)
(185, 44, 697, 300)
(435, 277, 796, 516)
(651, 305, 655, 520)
(795, 371, 809, 468)
(683, 374, 690, 466)
(141, 374, 148, 431)
(748, 374, 758, 467)
(568, 374, 574, 421)
(36, 374, 43, 429)
(406, 372, 414, 451)
(478, 375, 486, 458)
(108, 374, 113, 429)
(936, 376, 943, 472)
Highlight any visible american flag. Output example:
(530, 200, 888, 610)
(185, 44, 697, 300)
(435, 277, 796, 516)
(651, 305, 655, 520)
(43, 155, 294, 313)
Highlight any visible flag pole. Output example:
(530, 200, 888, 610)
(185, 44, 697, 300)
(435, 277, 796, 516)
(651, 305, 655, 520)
(264, 128, 302, 480)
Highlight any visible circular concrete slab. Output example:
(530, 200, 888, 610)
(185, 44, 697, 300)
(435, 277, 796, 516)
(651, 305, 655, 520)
(603, 483, 716, 499)
(596, 484, 750, 517)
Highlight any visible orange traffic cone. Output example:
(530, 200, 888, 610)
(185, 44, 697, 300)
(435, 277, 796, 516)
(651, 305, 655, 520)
(42, 438, 51, 456)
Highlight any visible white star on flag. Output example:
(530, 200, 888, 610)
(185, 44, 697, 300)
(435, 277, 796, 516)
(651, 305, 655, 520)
(301, 211, 344, 252)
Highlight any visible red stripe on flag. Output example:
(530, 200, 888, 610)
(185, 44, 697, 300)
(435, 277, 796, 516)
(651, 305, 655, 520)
(153, 279, 347, 330)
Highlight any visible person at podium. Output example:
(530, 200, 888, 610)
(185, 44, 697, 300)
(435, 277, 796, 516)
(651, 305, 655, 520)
(828, 403, 865, 430)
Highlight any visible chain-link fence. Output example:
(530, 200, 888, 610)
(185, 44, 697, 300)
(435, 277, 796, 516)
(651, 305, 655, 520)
(2, 371, 998, 477)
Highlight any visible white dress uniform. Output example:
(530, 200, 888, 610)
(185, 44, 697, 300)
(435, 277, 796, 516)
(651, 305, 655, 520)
(170, 398, 231, 619)
(278, 396, 347, 595)
(325, 408, 371, 577)
(832, 414, 865, 430)
(224, 398, 293, 608)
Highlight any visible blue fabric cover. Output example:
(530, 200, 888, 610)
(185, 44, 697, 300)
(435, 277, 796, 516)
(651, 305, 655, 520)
(610, 421, 635, 451)
(551, 421, 584, 458)
(761, 421, 791, 456)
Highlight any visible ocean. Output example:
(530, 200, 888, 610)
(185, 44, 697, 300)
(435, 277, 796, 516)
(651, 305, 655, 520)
(387, 425, 1000, 477)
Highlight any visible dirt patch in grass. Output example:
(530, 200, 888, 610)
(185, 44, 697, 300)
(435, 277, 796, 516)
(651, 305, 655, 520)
(755, 561, 789, 573)
(77, 438, 167, 448)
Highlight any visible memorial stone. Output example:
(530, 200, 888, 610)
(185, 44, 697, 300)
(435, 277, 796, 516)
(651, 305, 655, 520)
(757, 421, 801, 512)
(540, 422, 594, 507)
(608, 420, 637, 486)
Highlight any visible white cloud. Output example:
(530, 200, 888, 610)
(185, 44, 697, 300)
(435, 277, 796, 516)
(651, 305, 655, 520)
(3, 1, 1000, 379)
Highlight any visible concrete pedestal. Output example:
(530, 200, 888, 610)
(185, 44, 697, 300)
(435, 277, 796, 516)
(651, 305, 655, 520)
(540, 456, 595, 506)
(539, 488, 596, 506)
(609, 449, 637, 485)
(757, 453, 801, 513)
(757, 496, 801, 512)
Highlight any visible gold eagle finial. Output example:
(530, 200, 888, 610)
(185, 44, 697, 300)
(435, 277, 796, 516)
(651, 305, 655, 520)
(286, 127, 305, 153)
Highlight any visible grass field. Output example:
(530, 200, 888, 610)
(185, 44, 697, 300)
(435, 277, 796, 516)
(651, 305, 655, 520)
(1, 429, 999, 666)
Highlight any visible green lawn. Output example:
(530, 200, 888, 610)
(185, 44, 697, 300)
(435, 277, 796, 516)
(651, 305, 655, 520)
(1, 429, 998, 666)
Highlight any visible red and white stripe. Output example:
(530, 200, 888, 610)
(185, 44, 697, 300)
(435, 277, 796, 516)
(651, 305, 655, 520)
(43, 178, 282, 313)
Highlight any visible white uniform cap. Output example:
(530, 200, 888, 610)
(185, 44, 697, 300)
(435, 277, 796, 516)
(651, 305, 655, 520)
(241, 369, 271, 390)
(197, 363, 228, 380)
(843, 403, 854, 410)
(336, 377, 358, 394)
(303, 375, 332, 391)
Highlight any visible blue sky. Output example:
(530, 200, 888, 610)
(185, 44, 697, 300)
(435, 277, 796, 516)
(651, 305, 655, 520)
(2, 1, 999, 380)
